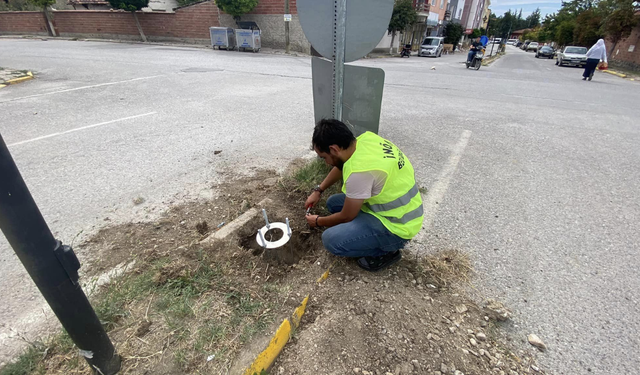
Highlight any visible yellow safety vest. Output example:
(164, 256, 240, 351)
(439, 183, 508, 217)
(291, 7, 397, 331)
(342, 132, 424, 239)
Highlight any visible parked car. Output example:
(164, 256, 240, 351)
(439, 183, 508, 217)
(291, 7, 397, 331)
(526, 42, 539, 52)
(515, 41, 523, 48)
(536, 46, 555, 59)
(507, 39, 518, 45)
(556, 46, 588, 67)
(419, 37, 444, 57)
(521, 40, 531, 50)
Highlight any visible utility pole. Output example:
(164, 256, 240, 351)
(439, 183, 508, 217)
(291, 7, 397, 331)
(0, 135, 121, 375)
(284, 0, 290, 54)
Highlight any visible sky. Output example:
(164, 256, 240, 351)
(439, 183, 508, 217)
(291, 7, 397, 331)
(489, 0, 563, 19)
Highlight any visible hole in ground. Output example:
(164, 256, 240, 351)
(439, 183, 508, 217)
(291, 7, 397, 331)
(238, 216, 321, 265)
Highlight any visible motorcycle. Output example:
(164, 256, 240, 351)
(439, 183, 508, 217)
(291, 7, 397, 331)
(400, 44, 412, 58)
(466, 48, 485, 70)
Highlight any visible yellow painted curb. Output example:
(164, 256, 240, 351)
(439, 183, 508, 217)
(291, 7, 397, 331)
(603, 70, 627, 78)
(243, 295, 309, 375)
(0, 84, 6, 89)
(4, 72, 34, 85)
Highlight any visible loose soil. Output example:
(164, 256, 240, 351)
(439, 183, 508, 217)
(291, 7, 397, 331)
(4, 163, 547, 375)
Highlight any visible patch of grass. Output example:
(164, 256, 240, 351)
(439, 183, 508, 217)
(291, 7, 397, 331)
(0, 345, 45, 375)
(94, 268, 155, 330)
(420, 249, 473, 287)
(284, 159, 342, 215)
(291, 158, 333, 193)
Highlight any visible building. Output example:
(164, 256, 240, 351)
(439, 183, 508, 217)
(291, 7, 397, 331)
(447, 0, 466, 24)
(481, 0, 490, 29)
(461, 0, 486, 34)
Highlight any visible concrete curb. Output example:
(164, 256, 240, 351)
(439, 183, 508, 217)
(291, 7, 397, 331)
(603, 69, 627, 78)
(200, 198, 272, 243)
(1, 71, 34, 87)
(243, 263, 335, 374)
(243, 295, 309, 375)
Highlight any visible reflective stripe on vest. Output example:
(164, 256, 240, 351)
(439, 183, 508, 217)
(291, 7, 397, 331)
(366, 183, 420, 213)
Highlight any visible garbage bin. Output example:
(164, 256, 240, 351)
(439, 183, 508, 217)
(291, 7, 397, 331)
(210, 27, 236, 50)
(235, 21, 261, 53)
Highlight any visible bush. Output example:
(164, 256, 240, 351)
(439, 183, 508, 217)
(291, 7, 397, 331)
(444, 22, 464, 45)
(215, 0, 258, 19)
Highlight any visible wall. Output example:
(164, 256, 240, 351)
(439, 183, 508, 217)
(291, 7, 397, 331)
(608, 23, 640, 71)
(0, 1, 220, 44)
(0, 11, 48, 35)
(218, 0, 309, 53)
(0, 0, 312, 52)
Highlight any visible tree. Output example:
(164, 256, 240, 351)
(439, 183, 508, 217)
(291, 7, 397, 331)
(470, 28, 482, 38)
(387, 0, 417, 54)
(573, 9, 603, 46)
(556, 20, 576, 46)
(215, 0, 259, 21)
(27, 0, 56, 37)
(108, 0, 150, 42)
(526, 8, 542, 28)
(602, 0, 639, 55)
(443, 22, 464, 46)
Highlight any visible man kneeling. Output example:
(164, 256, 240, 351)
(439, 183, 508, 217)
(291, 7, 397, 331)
(305, 119, 424, 272)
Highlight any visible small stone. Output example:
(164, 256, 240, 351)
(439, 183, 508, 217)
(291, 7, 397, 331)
(479, 349, 486, 356)
(531, 365, 540, 372)
(456, 304, 468, 314)
(470, 338, 477, 346)
(477, 332, 487, 341)
(462, 349, 469, 355)
(449, 326, 456, 333)
(481, 321, 488, 327)
(427, 333, 433, 340)
(454, 371, 465, 375)
(528, 334, 546, 351)
(278, 367, 284, 374)
(353, 368, 361, 373)
(467, 329, 474, 335)
(440, 363, 449, 373)
(485, 299, 512, 321)
(362, 371, 371, 375)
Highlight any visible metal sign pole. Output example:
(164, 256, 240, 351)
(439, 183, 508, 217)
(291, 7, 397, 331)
(0, 135, 121, 375)
(332, 0, 347, 121)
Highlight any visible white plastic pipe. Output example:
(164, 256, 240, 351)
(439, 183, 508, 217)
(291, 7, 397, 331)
(286, 218, 291, 236)
(257, 229, 266, 248)
(262, 209, 270, 229)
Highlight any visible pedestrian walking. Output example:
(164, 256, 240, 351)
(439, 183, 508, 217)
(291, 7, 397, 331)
(583, 39, 607, 81)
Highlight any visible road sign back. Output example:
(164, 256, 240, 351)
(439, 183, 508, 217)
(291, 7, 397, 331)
(298, 0, 394, 62)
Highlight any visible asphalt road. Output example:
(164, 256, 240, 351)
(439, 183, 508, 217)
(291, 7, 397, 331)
(0, 40, 639, 374)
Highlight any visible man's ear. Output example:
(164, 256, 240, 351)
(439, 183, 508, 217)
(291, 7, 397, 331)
(328, 145, 341, 156)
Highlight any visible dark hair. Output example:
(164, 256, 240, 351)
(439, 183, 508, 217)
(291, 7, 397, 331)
(312, 119, 356, 153)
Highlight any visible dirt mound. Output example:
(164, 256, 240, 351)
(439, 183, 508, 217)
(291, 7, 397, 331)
(275, 260, 543, 375)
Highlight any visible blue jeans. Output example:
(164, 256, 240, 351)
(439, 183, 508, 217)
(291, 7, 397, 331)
(321, 194, 408, 258)
(467, 50, 477, 62)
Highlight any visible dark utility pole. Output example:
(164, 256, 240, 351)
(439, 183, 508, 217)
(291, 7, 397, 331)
(284, 0, 290, 54)
(0, 135, 121, 375)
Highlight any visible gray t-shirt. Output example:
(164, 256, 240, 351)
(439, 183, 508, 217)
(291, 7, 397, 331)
(345, 171, 387, 199)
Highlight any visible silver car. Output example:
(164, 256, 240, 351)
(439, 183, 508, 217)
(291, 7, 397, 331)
(556, 46, 588, 67)
(419, 37, 444, 58)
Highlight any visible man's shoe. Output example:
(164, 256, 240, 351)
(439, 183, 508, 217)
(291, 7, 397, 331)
(357, 251, 402, 272)
(582, 77, 587, 80)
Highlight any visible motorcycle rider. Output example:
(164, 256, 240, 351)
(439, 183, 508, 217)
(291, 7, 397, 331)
(467, 37, 483, 63)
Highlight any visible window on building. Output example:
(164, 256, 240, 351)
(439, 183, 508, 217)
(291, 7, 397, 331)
(458, 8, 462, 18)
(432, 0, 436, 6)
(440, 0, 444, 8)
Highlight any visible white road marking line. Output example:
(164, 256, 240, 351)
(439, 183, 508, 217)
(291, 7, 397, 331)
(8, 112, 157, 147)
(413, 130, 472, 245)
(0, 75, 162, 103)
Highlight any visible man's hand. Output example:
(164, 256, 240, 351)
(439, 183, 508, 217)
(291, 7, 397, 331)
(306, 214, 319, 228)
(305, 191, 321, 210)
